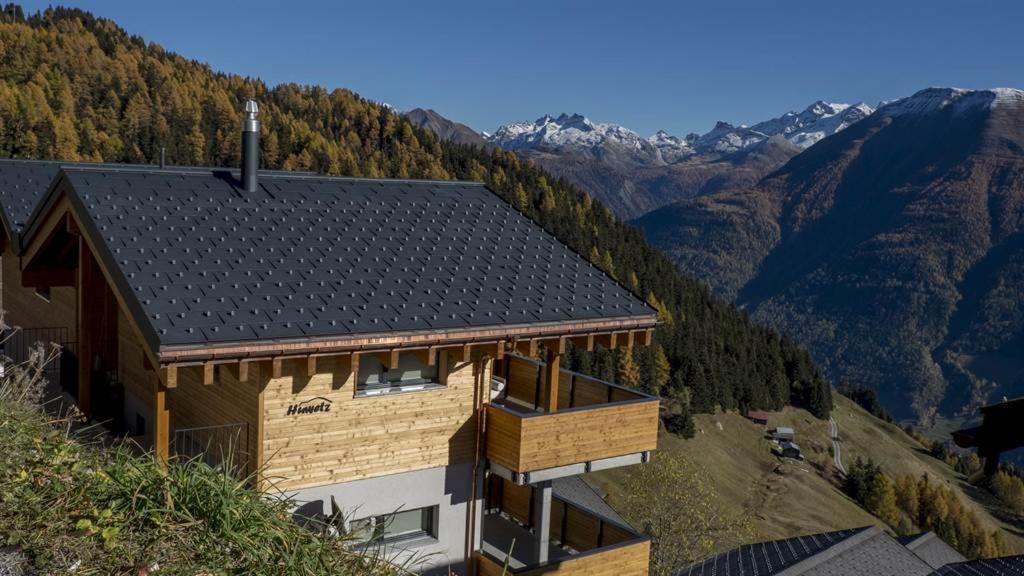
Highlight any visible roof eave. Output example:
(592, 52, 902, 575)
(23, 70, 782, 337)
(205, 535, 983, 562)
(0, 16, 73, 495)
(156, 313, 659, 363)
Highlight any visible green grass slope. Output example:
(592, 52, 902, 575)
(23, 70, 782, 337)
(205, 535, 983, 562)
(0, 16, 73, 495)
(591, 394, 1024, 557)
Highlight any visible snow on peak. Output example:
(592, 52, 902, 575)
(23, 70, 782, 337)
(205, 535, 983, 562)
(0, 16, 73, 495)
(879, 87, 1024, 117)
(488, 113, 647, 152)
(648, 129, 694, 163)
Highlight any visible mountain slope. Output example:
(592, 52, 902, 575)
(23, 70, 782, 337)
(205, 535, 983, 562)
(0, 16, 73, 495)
(403, 108, 488, 147)
(637, 87, 1024, 420)
(592, 394, 1024, 560)
(485, 101, 871, 219)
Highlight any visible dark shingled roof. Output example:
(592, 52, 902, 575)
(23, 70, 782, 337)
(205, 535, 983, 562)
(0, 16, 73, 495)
(31, 166, 653, 350)
(551, 476, 631, 530)
(676, 527, 870, 576)
(898, 532, 966, 569)
(0, 159, 63, 237)
(932, 555, 1024, 575)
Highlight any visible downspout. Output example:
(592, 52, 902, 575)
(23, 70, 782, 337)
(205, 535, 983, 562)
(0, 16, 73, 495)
(466, 349, 491, 575)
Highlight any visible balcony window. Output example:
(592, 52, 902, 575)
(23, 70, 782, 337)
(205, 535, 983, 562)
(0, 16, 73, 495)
(356, 353, 440, 396)
(350, 506, 437, 545)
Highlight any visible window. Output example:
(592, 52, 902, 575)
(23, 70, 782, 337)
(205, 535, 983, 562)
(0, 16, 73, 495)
(356, 353, 440, 396)
(350, 506, 437, 545)
(34, 287, 51, 302)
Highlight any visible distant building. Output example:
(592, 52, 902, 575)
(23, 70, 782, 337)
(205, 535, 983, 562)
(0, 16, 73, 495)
(779, 441, 802, 460)
(770, 427, 795, 441)
(952, 396, 1024, 476)
(747, 410, 770, 425)
(676, 525, 1024, 575)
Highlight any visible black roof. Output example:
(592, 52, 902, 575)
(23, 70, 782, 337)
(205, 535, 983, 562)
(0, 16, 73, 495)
(676, 527, 871, 576)
(933, 555, 1024, 575)
(26, 165, 653, 352)
(0, 159, 63, 239)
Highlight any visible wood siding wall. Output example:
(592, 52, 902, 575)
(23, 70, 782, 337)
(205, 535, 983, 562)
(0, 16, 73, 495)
(1, 246, 76, 336)
(486, 400, 659, 472)
(260, 351, 489, 491)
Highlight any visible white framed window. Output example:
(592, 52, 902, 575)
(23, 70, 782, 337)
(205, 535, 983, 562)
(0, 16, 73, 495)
(356, 353, 440, 396)
(350, 506, 437, 545)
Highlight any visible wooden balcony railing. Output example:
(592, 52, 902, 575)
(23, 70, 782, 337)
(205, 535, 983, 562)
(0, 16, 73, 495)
(477, 476, 650, 575)
(487, 355, 659, 474)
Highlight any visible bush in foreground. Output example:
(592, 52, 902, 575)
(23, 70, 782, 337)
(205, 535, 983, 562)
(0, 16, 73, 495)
(0, 341, 397, 575)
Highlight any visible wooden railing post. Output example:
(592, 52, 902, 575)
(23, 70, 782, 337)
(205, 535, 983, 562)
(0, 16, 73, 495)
(543, 348, 561, 412)
(154, 380, 170, 465)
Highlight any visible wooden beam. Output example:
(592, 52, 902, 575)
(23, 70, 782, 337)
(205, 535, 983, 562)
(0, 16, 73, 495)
(427, 346, 438, 366)
(495, 340, 505, 360)
(306, 355, 318, 377)
(461, 343, 472, 364)
(570, 334, 595, 352)
(378, 349, 400, 370)
(350, 353, 361, 392)
(21, 267, 76, 288)
(162, 365, 178, 389)
(515, 339, 538, 358)
(543, 336, 567, 355)
(154, 382, 169, 465)
(76, 236, 92, 418)
(203, 362, 215, 385)
(238, 360, 250, 384)
(595, 332, 618, 350)
(638, 328, 654, 347)
(624, 331, 636, 349)
(437, 350, 448, 386)
(272, 357, 283, 379)
(543, 347, 562, 412)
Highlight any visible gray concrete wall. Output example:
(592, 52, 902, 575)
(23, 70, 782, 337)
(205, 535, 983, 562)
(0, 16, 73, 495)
(287, 463, 483, 575)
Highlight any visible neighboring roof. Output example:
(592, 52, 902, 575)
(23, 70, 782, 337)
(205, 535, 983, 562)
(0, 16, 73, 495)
(898, 532, 966, 569)
(676, 527, 871, 576)
(781, 441, 801, 450)
(773, 427, 795, 434)
(748, 410, 771, 420)
(551, 476, 630, 530)
(932, 555, 1024, 575)
(25, 166, 655, 354)
(677, 526, 1001, 576)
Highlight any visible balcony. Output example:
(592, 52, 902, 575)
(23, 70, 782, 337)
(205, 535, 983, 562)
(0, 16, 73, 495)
(477, 476, 650, 575)
(487, 354, 659, 483)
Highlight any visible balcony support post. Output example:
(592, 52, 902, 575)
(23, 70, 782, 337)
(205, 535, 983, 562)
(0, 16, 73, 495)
(532, 480, 553, 565)
(543, 348, 561, 412)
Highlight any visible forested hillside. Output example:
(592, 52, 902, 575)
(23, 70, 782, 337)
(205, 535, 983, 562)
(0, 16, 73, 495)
(0, 4, 832, 419)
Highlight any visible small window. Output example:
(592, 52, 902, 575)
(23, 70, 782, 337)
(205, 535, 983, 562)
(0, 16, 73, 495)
(350, 506, 437, 545)
(357, 353, 439, 395)
(35, 287, 51, 302)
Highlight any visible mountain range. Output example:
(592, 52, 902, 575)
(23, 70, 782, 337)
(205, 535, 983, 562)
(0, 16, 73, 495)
(408, 101, 874, 219)
(637, 87, 1024, 421)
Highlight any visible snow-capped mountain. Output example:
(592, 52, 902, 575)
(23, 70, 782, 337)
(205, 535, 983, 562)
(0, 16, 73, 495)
(490, 113, 651, 152)
(647, 130, 696, 163)
(876, 87, 1024, 118)
(488, 100, 874, 161)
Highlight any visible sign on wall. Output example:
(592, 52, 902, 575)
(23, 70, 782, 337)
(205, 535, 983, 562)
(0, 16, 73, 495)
(286, 396, 333, 417)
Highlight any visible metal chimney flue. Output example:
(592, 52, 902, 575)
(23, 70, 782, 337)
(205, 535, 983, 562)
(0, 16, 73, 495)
(241, 100, 260, 192)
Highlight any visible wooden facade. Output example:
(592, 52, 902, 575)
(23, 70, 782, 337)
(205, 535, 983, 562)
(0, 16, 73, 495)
(260, 351, 488, 491)
(476, 541, 650, 576)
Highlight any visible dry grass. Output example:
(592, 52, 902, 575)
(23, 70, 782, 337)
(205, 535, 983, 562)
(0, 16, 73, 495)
(590, 395, 1024, 557)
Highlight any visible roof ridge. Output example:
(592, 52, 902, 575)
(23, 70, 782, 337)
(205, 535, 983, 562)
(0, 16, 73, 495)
(57, 163, 487, 186)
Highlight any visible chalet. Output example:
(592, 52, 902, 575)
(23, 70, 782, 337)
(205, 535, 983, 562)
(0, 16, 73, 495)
(746, 410, 770, 425)
(770, 426, 795, 442)
(0, 101, 660, 575)
(952, 396, 1024, 476)
(778, 441, 802, 460)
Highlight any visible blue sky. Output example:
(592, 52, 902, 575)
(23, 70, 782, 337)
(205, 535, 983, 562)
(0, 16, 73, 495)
(20, 0, 1024, 136)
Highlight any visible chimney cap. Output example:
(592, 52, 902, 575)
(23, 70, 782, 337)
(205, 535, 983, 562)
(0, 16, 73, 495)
(243, 99, 260, 133)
